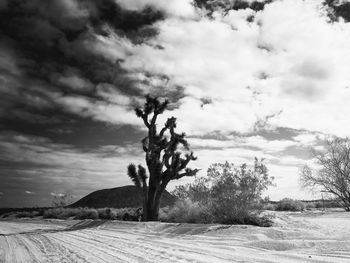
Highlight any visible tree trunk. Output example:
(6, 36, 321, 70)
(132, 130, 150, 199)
(344, 199, 350, 212)
(142, 183, 148, 221)
(152, 189, 163, 219)
(144, 182, 164, 221)
(145, 179, 158, 221)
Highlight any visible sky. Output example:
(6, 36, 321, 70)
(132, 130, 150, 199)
(1, 0, 350, 207)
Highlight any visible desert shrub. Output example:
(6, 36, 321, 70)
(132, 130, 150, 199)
(243, 213, 274, 227)
(276, 198, 305, 211)
(304, 202, 316, 210)
(43, 208, 79, 219)
(0, 207, 46, 218)
(172, 159, 274, 226)
(172, 177, 211, 203)
(97, 208, 115, 220)
(305, 199, 342, 209)
(14, 211, 39, 218)
(112, 208, 130, 220)
(323, 199, 343, 208)
(41, 207, 142, 221)
(0, 213, 10, 218)
(262, 203, 277, 211)
(74, 208, 99, 220)
(160, 199, 213, 223)
(116, 208, 142, 221)
(161, 200, 273, 226)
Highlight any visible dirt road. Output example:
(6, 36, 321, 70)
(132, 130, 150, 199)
(1, 211, 350, 262)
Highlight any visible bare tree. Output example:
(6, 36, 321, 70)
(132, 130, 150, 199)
(52, 192, 73, 207)
(300, 138, 350, 211)
(127, 95, 199, 221)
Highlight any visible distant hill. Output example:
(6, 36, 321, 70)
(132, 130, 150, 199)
(70, 185, 177, 209)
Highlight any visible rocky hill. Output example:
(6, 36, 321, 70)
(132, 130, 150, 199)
(70, 185, 176, 208)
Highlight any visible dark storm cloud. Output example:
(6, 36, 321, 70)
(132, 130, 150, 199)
(194, 0, 274, 15)
(0, 0, 187, 207)
(0, 0, 184, 142)
(0, 0, 167, 123)
(324, 0, 350, 22)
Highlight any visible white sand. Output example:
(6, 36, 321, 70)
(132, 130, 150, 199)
(1, 210, 350, 262)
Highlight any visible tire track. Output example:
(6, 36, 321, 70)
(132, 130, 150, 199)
(51, 231, 147, 263)
(73, 228, 243, 262)
(29, 233, 88, 263)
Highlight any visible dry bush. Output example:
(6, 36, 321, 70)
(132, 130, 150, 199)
(42, 207, 142, 221)
(161, 199, 273, 226)
(43, 207, 98, 219)
(171, 159, 274, 226)
(275, 198, 305, 211)
(97, 208, 115, 219)
(43, 208, 81, 219)
(262, 203, 277, 211)
(74, 208, 99, 220)
(160, 199, 213, 223)
(13, 211, 39, 218)
(1, 207, 142, 221)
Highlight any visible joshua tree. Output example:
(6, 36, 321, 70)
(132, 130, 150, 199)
(127, 95, 199, 221)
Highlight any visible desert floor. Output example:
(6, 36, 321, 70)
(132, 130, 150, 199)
(1, 210, 350, 262)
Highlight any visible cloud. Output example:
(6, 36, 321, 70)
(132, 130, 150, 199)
(50, 192, 67, 197)
(115, 0, 196, 18)
(114, 0, 350, 138)
(0, 130, 145, 206)
(189, 135, 297, 153)
(0, 0, 171, 130)
(3, 0, 350, 137)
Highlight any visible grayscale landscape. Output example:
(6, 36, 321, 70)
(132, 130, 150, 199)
(2, 0, 350, 262)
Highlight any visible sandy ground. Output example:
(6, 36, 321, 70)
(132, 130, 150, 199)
(1, 210, 350, 262)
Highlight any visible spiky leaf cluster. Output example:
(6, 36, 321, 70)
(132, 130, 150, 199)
(127, 164, 148, 188)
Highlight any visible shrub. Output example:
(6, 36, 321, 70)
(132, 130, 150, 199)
(304, 202, 316, 210)
(74, 208, 99, 220)
(160, 199, 273, 226)
(14, 211, 39, 218)
(43, 208, 79, 219)
(276, 198, 305, 211)
(160, 199, 213, 224)
(97, 208, 115, 220)
(172, 159, 274, 226)
(1, 207, 144, 221)
(262, 203, 277, 211)
(244, 213, 274, 227)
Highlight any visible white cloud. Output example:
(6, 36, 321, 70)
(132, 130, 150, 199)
(54, 95, 139, 126)
(103, 0, 350, 138)
(293, 132, 324, 146)
(55, 73, 94, 92)
(189, 135, 297, 153)
(50, 192, 66, 197)
(25, 190, 34, 194)
(265, 164, 313, 200)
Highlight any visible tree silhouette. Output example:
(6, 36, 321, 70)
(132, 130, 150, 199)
(301, 138, 350, 211)
(127, 95, 199, 221)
